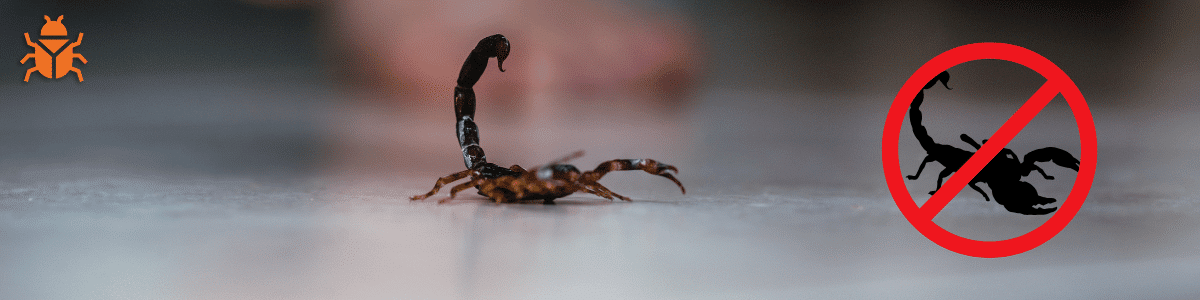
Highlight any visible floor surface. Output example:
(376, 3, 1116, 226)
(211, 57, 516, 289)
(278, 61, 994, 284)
(2, 76, 1198, 299)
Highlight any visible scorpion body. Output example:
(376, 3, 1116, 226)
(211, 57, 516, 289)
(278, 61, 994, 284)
(412, 34, 685, 203)
(907, 71, 1080, 215)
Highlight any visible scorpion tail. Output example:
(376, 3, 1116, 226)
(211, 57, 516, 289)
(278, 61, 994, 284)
(454, 34, 510, 170)
(910, 71, 952, 152)
(457, 34, 509, 88)
(924, 71, 952, 91)
(1024, 147, 1080, 171)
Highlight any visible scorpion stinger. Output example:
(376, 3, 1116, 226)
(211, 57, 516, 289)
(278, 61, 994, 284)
(412, 34, 684, 204)
(908, 71, 1081, 215)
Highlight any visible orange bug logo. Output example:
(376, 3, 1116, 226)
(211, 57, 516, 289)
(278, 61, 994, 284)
(20, 15, 87, 82)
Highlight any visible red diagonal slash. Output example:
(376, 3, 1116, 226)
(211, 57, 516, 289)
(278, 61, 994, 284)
(916, 79, 1064, 219)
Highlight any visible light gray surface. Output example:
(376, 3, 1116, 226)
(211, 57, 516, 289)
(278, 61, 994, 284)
(2, 85, 1199, 299)
(2, 167, 1199, 299)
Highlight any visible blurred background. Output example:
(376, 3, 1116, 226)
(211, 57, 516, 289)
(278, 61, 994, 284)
(2, 0, 1199, 299)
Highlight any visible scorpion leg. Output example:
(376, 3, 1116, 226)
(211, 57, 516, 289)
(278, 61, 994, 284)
(969, 182, 991, 202)
(547, 151, 585, 165)
(1030, 165, 1054, 180)
(580, 184, 616, 200)
(582, 182, 630, 201)
(411, 169, 476, 200)
(582, 159, 685, 194)
(907, 155, 935, 180)
(594, 183, 631, 201)
(931, 168, 955, 195)
(449, 178, 486, 199)
(960, 134, 981, 149)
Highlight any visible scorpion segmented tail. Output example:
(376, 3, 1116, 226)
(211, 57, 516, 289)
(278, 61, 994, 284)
(454, 34, 510, 170)
(909, 71, 952, 152)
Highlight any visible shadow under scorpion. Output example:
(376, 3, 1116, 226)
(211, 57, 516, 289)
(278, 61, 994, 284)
(907, 71, 1080, 215)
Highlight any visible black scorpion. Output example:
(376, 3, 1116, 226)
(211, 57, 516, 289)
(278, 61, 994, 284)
(411, 34, 685, 204)
(907, 71, 1080, 215)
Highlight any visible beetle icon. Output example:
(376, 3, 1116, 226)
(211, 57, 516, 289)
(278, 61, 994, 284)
(20, 15, 87, 82)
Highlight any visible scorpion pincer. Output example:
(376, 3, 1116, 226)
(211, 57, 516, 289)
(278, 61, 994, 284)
(907, 71, 1080, 215)
(411, 34, 686, 204)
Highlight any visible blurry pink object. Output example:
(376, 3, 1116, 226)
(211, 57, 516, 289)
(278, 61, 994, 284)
(323, 0, 700, 108)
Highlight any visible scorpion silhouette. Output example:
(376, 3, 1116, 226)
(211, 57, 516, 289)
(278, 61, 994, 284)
(411, 34, 685, 204)
(907, 71, 1080, 215)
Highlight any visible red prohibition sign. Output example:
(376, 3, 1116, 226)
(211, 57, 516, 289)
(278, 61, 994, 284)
(882, 43, 1098, 258)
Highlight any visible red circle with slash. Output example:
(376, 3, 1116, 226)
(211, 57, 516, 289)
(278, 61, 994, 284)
(882, 43, 1098, 258)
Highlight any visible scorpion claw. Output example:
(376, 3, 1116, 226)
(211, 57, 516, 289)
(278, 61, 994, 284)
(1004, 204, 1057, 215)
(665, 174, 686, 194)
(662, 165, 679, 174)
(649, 163, 685, 194)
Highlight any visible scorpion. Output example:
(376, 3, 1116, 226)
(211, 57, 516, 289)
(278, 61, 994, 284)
(410, 34, 686, 204)
(907, 71, 1080, 215)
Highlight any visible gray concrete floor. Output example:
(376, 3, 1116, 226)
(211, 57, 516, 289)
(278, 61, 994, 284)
(2, 73, 1199, 299)
(3, 161, 1199, 299)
